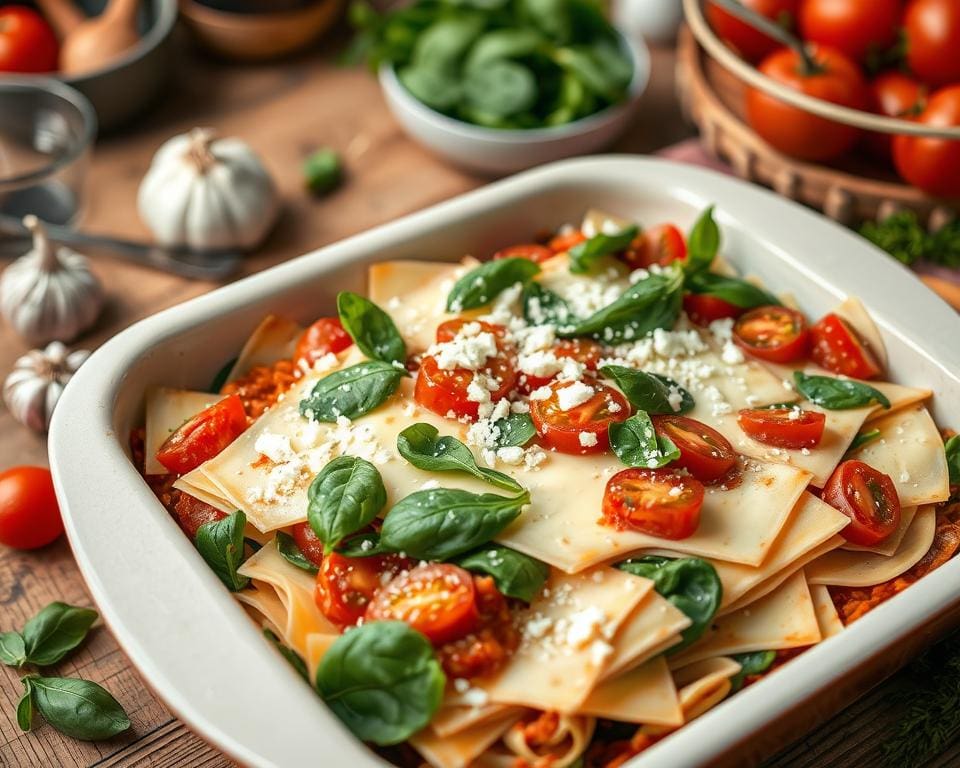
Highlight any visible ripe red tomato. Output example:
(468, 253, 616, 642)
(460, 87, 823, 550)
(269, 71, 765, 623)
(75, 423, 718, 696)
(315, 552, 409, 626)
(706, 0, 800, 62)
(893, 85, 960, 198)
(0, 466, 63, 550)
(602, 468, 704, 539)
(809, 313, 883, 379)
(798, 0, 900, 63)
(529, 379, 630, 455)
(292, 521, 325, 567)
(548, 230, 587, 253)
(651, 415, 738, 484)
(366, 563, 480, 645)
(155, 394, 248, 475)
(294, 317, 353, 368)
(866, 72, 927, 160)
(823, 460, 901, 546)
(733, 305, 810, 363)
(173, 493, 226, 540)
(746, 45, 867, 161)
(683, 293, 744, 326)
(737, 407, 827, 449)
(903, 0, 960, 87)
(519, 338, 604, 393)
(0, 6, 58, 73)
(623, 225, 687, 270)
(493, 244, 554, 263)
(437, 575, 516, 679)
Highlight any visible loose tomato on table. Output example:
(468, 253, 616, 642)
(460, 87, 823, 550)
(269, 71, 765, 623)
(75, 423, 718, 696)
(809, 313, 883, 379)
(823, 460, 901, 546)
(529, 379, 630, 455)
(519, 338, 605, 393)
(903, 0, 960, 88)
(733, 305, 810, 363)
(893, 85, 960, 198)
(493, 244, 554, 263)
(737, 407, 826, 449)
(315, 551, 410, 626)
(602, 468, 704, 540)
(652, 414, 738, 484)
(622, 224, 687, 270)
(0, 466, 62, 550)
(173, 493, 226, 539)
(294, 317, 352, 367)
(683, 293, 744, 326)
(706, 0, 800, 62)
(155, 394, 248, 475)
(0, 6, 58, 73)
(798, 0, 900, 63)
(292, 521, 325, 568)
(866, 72, 927, 160)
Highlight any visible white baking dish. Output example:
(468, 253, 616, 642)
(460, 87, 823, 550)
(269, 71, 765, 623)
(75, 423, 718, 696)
(48, 156, 960, 768)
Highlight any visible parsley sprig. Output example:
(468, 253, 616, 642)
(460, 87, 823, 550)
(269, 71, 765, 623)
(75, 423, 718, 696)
(860, 212, 960, 269)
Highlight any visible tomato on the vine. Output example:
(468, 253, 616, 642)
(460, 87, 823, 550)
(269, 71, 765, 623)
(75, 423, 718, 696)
(0, 466, 62, 550)
(294, 317, 353, 368)
(733, 305, 810, 363)
(652, 415, 738, 484)
(529, 379, 630, 455)
(602, 468, 704, 540)
(799, 0, 900, 63)
(622, 225, 687, 270)
(822, 460, 901, 546)
(0, 7, 58, 73)
(156, 394, 248, 475)
(706, 0, 800, 62)
(809, 313, 883, 379)
(893, 85, 960, 198)
(903, 0, 960, 87)
(738, 407, 826, 449)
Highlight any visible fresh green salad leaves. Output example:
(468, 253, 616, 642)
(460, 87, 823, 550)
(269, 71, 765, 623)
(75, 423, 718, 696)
(454, 544, 549, 602)
(793, 372, 890, 410)
(446, 257, 540, 311)
(599, 365, 694, 414)
(337, 291, 406, 365)
(195, 510, 250, 592)
(608, 412, 680, 469)
(308, 456, 387, 554)
(300, 360, 405, 422)
(568, 225, 638, 274)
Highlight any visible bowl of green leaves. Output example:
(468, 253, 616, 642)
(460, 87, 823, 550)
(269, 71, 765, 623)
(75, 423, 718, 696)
(350, 0, 649, 175)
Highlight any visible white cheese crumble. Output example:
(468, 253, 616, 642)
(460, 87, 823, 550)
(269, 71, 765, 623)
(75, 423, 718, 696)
(579, 432, 599, 448)
(557, 381, 595, 411)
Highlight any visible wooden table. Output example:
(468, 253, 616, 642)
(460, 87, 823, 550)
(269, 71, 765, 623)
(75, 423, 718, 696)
(0, 29, 953, 768)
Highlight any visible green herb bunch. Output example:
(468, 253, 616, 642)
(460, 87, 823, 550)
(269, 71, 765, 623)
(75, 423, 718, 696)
(860, 211, 960, 269)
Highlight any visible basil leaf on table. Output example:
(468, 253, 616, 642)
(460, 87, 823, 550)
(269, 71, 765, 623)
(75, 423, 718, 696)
(846, 428, 882, 456)
(316, 621, 445, 746)
(685, 205, 719, 274)
(397, 423, 521, 492)
(337, 291, 406, 365)
(945, 435, 960, 486)
(264, 629, 309, 682)
(522, 281, 575, 326)
(608, 413, 680, 469)
(599, 365, 694, 414)
(0, 631, 26, 667)
(684, 271, 781, 309)
(274, 531, 319, 574)
(21, 602, 98, 667)
(493, 412, 536, 448)
(454, 544, 549, 602)
(793, 372, 891, 410)
(567, 225, 638, 274)
(16, 684, 32, 731)
(729, 650, 777, 692)
(380, 488, 530, 561)
(617, 556, 722, 652)
(194, 510, 250, 592)
(308, 456, 387, 554)
(335, 531, 388, 558)
(27, 676, 130, 741)
(446, 257, 541, 312)
(300, 360, 404, 422)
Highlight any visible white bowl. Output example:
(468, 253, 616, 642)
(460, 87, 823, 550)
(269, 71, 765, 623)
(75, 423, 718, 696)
(49, 157, 960, 768)
(378, 34, 650, 175)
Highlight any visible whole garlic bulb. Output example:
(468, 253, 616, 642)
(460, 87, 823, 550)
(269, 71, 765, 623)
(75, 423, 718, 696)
(3, 342, 90, 432)
(0, 215, 104, 345)
(137, 128, 280, 251)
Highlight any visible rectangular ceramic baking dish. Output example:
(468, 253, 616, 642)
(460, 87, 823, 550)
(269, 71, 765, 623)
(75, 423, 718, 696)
(49, 156, 960, 768)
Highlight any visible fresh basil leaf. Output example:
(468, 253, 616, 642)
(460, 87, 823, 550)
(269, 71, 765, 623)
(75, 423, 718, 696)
(454, 545, 549, 602)
(209, 357, 237, 393)
(945, 435, 960, 486)
(264, 629, 309, 682)
(300, 360, 404, 422)
(335, 531, 388, 558)
(465, 28, 546, 71)
(493, 412, 536, 448)
(28, 676, 130, 741)
(337, 291, 406, 365)
(793, 372, 891, 410)
(397, 423, 522, 493)
(316, 621, 445, 746)
(617, 556, 722, 652)
(685, 206, 719, 273)
(308, 456, 387, 553)
(244, 537, 263, 553)
(274, 531, 319, 575)
(0, 631, 26, 667)
(380, 488, 530, 561)
(730, 650, 776, 692)
(684, 271, 780, 309)
(522, 281, 575, 326)
(446, 258, 541, 312)
(567, 225, 638, 274)
(608, 413, 680, 469)
(17, 683, 33, 731)
(847, 428, 882, 456)
(599, 365, 694, 414)
(21, 603, 98, 667)
(195, 510, 249, 592)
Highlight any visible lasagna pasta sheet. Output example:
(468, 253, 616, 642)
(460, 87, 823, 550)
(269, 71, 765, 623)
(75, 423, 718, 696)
(809, 584, 845, 639)
(578, 656, 683, 725)
(411, 709, 524, 768)
(144, 388, 221, 475)
(832, 297, 888, 372)
(226, 314, 304, 382)
(841, 506, 918, 556)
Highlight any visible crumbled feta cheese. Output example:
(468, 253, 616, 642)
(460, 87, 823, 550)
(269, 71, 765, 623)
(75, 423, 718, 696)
(579, 432, 599, 448)
(496, 446, 525, 465)
(557, 381, 595, 411)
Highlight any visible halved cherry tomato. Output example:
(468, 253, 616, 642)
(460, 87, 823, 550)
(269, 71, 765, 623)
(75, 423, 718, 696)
(493, 244, 554, 264)
(683, 293, 744, 326)
(0, 466, 62, 550)
(601, 468, 704, 539)
(822, 460, 901, 546)
(315, 552, 409, 626)
(156, 394, 248, 475)
(437, 575, 517, 679)
(292, 521, 325, 568)
(623, 224, 687, 269)
(652, 415, 738, 484)
(548, 230, 587, 253)
(173, 493, 226, 540)
(435, 319, 509, 343)
(798, 0, 900, 63)
(733, 305, 810, 363)
(529, 379, 630, 454)
(366, 563, 480, 645)
(519, 338, 605, 393)
(294, 317, 353, 367)
(738, 407, 826, 449)
(706, 0, 799, 62)
(809, 313, 882, 379)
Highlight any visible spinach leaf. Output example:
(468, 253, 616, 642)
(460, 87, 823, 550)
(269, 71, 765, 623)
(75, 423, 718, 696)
(17, 684, 32, 731)
(380, 488, 530, 560)
(945, 435, 960, 487)
(397, 423, 521, 492)
(730, 650, 777, 692)
(446, 258, 541, 312)
(555, 42, 631, 102)
(608, 413, 680, 469)
(464, 60, 538, 118)
(793, 372, 891, 410)
(846, 428, 881, 456)
(599, 365, 694, 414)
(27, 676, 130, 741)
(522, 281, 575, 326)
(684, 271, 780, 309)
(264, 629, 309, 682)
(316, 621, 445, 745)
(493, 412, 536, 448)
(399, 65, 462, 111)
(336, 531, 388, 558)
(274, 531, 319, 574)
(617, 556, 722, 651)
(21, 602, 98, 667)
(337, 291, 406, 365)
(454, 544, 549, 602)
(412, 14, 485, 71)
(465, 28, 546, 70)
(300, 360, 404, 422)
(209, 357, 237, 393)
(308, 456, 387, 553)
(0, 631, 26, 667)
(195, 510, 250, 592)
(685, 206, 719, 274)
(567, 225, 638, 274)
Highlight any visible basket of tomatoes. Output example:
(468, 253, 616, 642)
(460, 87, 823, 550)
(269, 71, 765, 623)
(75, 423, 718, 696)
(677, 0, 960, 226)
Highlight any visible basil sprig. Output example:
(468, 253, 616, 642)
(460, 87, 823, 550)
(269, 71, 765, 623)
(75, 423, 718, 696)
(684, 206, 720, 274)
(195, 510, 250, 592)
(446, 257, 540, 311)
(337, 291, 406, 365)
(19, 676, 130, 741)
(730, 650, 777, 692)
(568, 225, 638, 274)
(0, 602, 97, 669)
(617, 556, 722, 652)
(264, 629, 309, 681)
(300, 360, 404, 422)
(522, 281, 574, 326)
(846, 428, 882, 457)
(316, 621, 445, 746)
(493, 412, 536, 448)
(454, 544, 549, 602)
(793, 372, 891, 410)
(608, 412, 680, 469)
(275, 531, 319, 574)
(945, 435, 960, 486)
(397, 423, 521, 492)
(600, 365, 694, 414)
(336, 531, 388, 558)
(684, 271, 780, 309)
(308, 456, 387, 554)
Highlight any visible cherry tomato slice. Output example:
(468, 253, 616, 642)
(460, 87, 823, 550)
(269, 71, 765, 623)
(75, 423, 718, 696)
(366, 563, 480, 645)
(623, 224, 687, 269)
(602, 468, 704, 539)
(315, 552, 409, 627)
(295, 317, 353, 368)
(548, 230, 587, 253)
(737, 407, 826, 449)
(652, 414, 737, 484)
(173, 493, 227, 540)
(156, 394, 248, 475)
(519, 338, 605, 393)
(809, 313, 882, 380)
(292, 521, 325, 568)
(493, 244, 554, 264)
(529, 379, 630, 455)
(435, 319, 509, 343)
(733, 305, 810, 363)
(683, 293, 745, 326)
(822, 460, 901, 546)
(0, 466, 62, 550)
